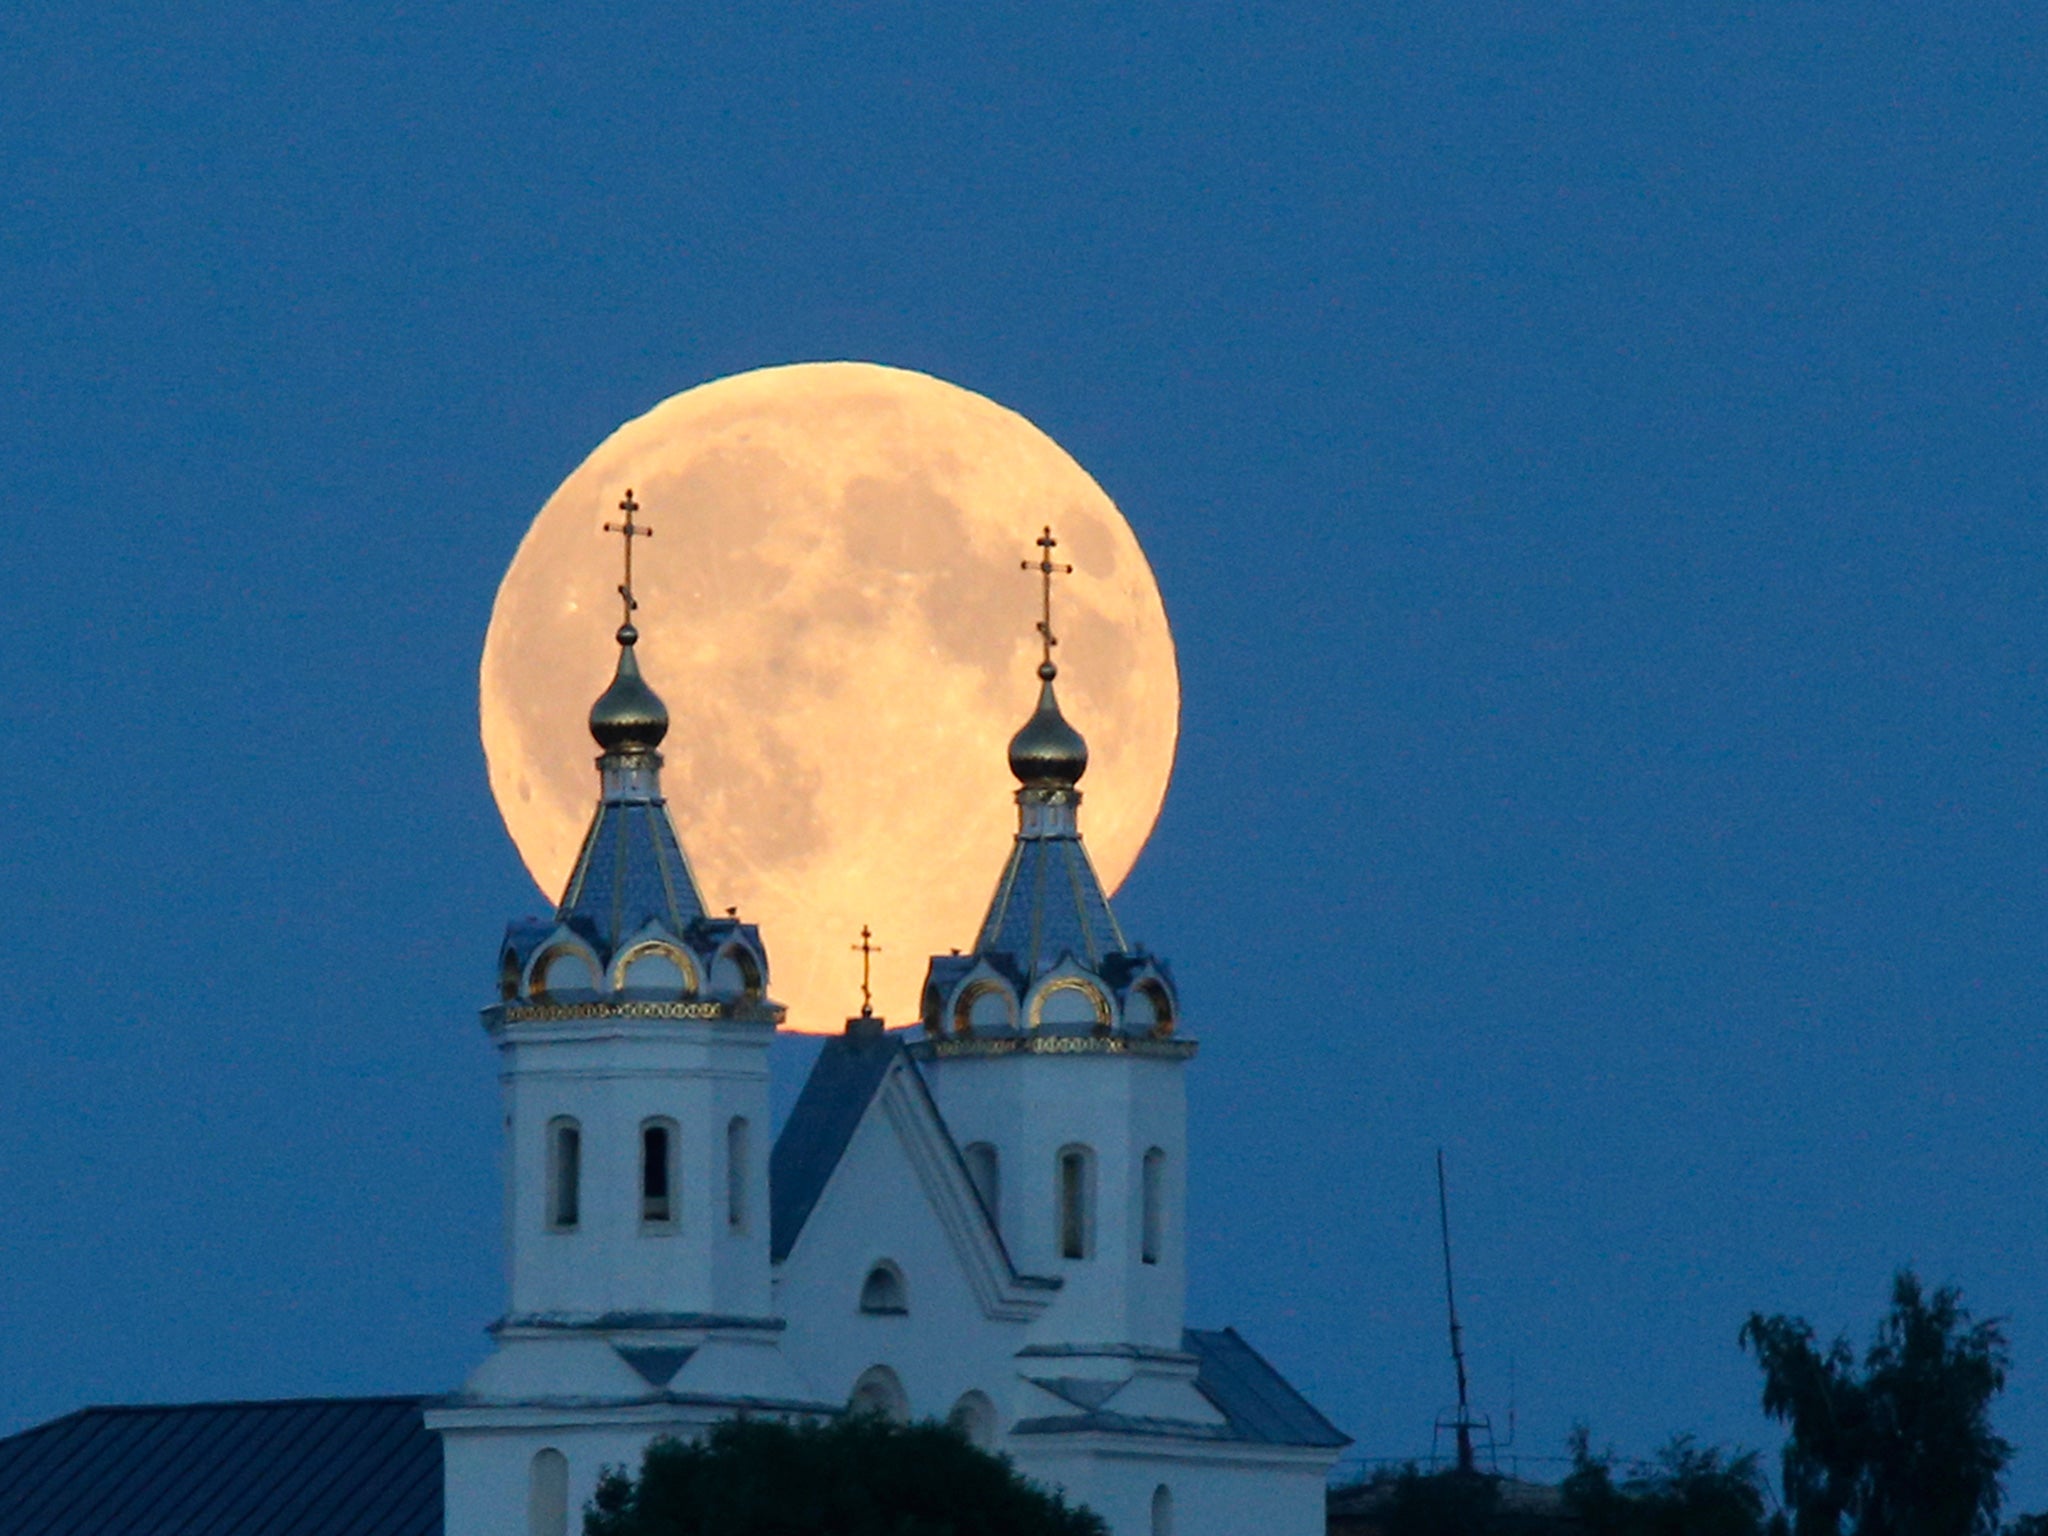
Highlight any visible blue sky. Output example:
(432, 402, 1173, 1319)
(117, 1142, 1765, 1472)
(5, 0, 2048, 1506)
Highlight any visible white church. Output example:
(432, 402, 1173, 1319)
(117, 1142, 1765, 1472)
(0, 520, 1346, 1536)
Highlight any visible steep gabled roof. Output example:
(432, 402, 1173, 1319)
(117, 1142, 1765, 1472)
(768, 1028, 900, 1264)
(767, 1026, 1057, 1320)
(0, 1396, 441, 1536)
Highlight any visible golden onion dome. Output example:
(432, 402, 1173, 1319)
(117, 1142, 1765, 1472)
(589, 623, 670, 753)
(1007, 664, 1088, 788)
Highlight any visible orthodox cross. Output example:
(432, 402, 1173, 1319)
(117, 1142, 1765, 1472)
(851, 924, 882, 1018)
(1021, 525, 1073, 675)
(602, 489, 654, 626)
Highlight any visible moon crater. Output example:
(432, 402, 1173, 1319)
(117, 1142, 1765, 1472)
(481, 362, 1179, 1033)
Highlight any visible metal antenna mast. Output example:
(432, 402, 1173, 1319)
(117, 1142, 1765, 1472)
(1437, 1147, 1476, 1474)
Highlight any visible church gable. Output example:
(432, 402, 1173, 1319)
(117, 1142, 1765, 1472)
(768, 1028, 900, 1264)
(770, 1043, 1046, 1425)
(770, 1026, 1057, 1325)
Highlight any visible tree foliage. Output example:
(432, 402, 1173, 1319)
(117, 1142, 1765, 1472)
(1335, 1436, 1767, 1536)
(1562, 1426, 1771, 1536)
(582, 1413, 1108, 1536)
(1740, 1270, 2012, 1536)
(1363, 1464, 1503, 1536)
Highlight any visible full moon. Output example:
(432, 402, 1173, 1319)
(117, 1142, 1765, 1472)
(480, 362, 1179, 1034)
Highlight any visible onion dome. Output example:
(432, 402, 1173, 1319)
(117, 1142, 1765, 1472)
(589, 623, 670, 753)
(1007, 663, 1088, 788)
(918, 526, 1181, 1045)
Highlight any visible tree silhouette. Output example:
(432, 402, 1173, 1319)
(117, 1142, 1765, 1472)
(1562, 1427, 1770, 1536)
(1741, 1271, 2011, 1536)
(582, 1413, 1107, 1536)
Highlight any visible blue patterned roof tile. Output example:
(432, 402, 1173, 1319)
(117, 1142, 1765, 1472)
(555, 796, 708, 965)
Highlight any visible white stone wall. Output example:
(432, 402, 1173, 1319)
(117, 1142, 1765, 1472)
(923, 1050, 1188, 1351)
(1014, 1442, 1332, 1536)
(434, 1407, 730, 1536)
(437, 1412, 1332, 1536)
(446, 1028, 1335, 1536)
(499, 1017, 772, 1320)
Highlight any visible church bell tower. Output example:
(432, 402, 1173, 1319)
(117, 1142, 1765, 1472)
(430, 493, 820, 1536)
(914, 528, 1194, 1353)
(486, 491, 780, 1324)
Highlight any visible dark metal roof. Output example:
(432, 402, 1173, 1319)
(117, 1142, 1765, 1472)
(1011, 1331, 1349, 1449)
(974, 829, 1127, 980)
(1185, 1328, 1351, 1448)
(0, 1395, 442, 1536)
(556, 795, 707, 961)
(768, 1027, 901, 1264)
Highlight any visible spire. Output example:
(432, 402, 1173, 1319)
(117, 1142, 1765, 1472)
(492, 489, 778, 1023)
(916, 526, 1177, 1043)
(589, 489, 669, 754)
(549, 492, 706, 958)
(1007, 527, 1089, 787)
(984, 525, 1115, 961)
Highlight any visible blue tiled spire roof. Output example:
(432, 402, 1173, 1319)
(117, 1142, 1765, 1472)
(973, 818, 1127, 978)
(919, 654, 1180, 1040)
(492, 598, 775, 1017)
(555, 790, 708, 962)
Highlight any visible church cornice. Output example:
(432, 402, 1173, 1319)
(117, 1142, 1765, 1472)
(489, 1310, 785, 1335)
(425, 1389, 842, 1431)
(1005, 1415, 1343, 1464)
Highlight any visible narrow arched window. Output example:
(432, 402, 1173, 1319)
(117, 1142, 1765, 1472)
(849, 1364, 909, 1420)
(949, 1390, 997, 1449)
(964, 1142, 1000, 1233)
(859, 1261, 908, 1314)
(1057, 1144, 1094, 1260)
(529, 1448, 568, 1536)
(546, 1118, 581, 1231)
(726, 1116, 750, 1231)
(641, 1119, 677, 1226)
(1151, 1483, 1174, 1536)
(1141, 1147, 1165, 1265)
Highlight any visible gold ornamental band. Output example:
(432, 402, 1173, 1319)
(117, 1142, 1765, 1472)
(918, 1035, 1195, 1060)
(502, 1000, 738, 1024)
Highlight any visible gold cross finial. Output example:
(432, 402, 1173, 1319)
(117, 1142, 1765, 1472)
(602, 489, 654, 629)
(851, 924, 882, 1018)
(1021, 525, 1073, 680)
